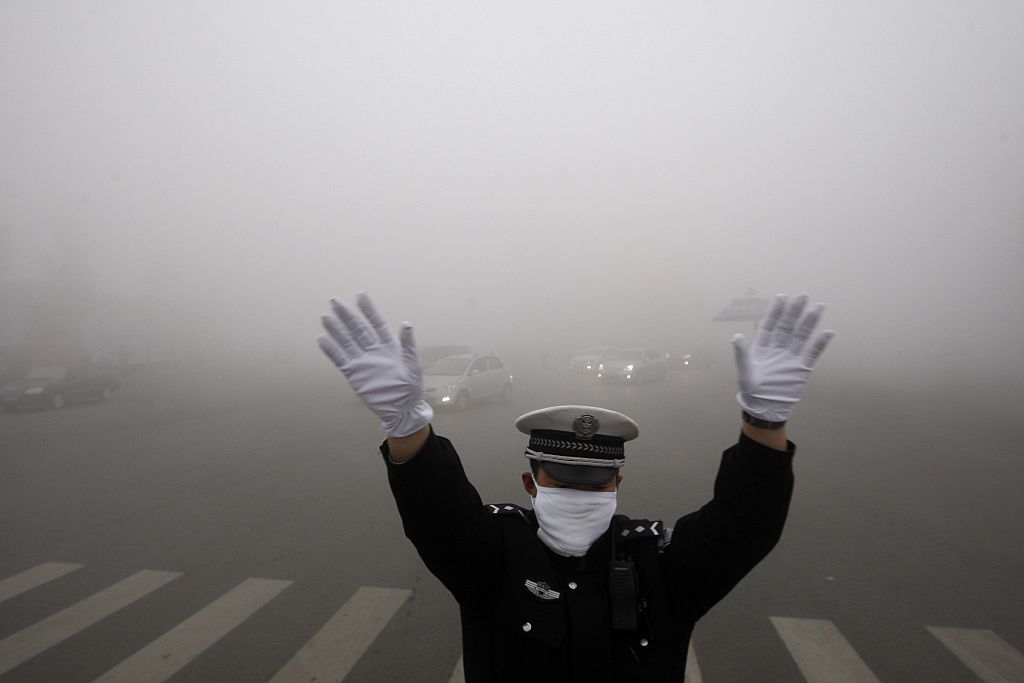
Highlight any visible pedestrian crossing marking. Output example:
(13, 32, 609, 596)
(0, 569, 181, 677)
(0, 562, 83, 604)
(686, 640, 704, 683)
(928, 626, 1024, 683)
(268, 585, 411, 683)
(771, 617, 882, 683)
(449, 654, 464, 683)
(4, 560, 1023, 682)
(93, 577, 292, 683)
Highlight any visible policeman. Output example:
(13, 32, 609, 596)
(318, 292, 834, 682)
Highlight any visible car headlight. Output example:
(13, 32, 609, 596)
(626, 364, 634, 372)
(598, 363, 604, 370)
(24, 387, 45, 395)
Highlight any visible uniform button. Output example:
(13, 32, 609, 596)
(640, 638, 649, 647)
(568, 581, 578, 590)
(522, 622, 532, 632)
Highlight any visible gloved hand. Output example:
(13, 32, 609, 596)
(730, 293, 835, 424)
(317, 292, 433, 437)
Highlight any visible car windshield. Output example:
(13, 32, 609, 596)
(420, 346, 471, 366)
(609, 350, 644, 361)
(26, 367, 66, 380)
(424, 357, 471, 375)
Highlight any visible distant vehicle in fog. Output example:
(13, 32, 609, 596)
(665, 351, 696, 372)
(597, 348, 667, 383)
(422, 353, 513, 409)
(569, 347, 619, 373)
(419, 345, 473, 369)
(0, 365, 121, 411)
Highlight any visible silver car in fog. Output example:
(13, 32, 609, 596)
(422, 354, 513, 409)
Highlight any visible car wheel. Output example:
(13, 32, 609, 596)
(454, 390, 470, 410)
(500, 383, 512, 401)
(51, 393, 65, 409)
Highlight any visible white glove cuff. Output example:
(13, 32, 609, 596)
(736, 393, 795, 424)
(383, 400, 433, 438)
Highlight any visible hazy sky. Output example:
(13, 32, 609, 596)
(2, 1, 1022, 380)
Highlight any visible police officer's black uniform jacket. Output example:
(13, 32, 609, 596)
(382, 429, 795, 683)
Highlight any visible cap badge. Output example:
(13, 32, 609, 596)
(571, 414, 599, 440)
(525, 579, 561, 601)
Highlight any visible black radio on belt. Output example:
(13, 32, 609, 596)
(609, 560, 638, 631)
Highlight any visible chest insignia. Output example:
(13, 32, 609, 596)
(524, 579, 561, 601)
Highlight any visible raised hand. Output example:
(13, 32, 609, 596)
(317, 291, 433, 437)
(730, 293, 835, 424)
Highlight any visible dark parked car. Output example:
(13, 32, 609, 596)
(0, 365, 121, 411)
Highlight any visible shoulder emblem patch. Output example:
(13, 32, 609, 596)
(617, 518, 662, 540)
(487, 503, 525, 515)
(486, 503, 530, 524)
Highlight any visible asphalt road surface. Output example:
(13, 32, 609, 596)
(2, 359, 1022, 682)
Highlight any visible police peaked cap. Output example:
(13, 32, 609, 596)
(515, 405, 639, 485)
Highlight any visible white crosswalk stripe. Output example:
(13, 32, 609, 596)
(449, 654, 465, 683)
(92, 577, 292, 683)
(928, 626, 1024, 683)
(686, 640, 704, 683)
(0, 569, 182, 677)
(0, 562, 83, 604)
(268, 585, 411, 683)
(5, 561, 1024, 682)
(770, 617, 882, 683)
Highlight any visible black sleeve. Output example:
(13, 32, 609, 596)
(382, 429, 503, 604)
(665, 431, 795, 622)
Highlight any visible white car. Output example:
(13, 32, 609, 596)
(422, 354, 513, 409)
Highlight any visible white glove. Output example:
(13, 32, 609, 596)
(730, 293, 835, 424)
(317, 292, 433, 437)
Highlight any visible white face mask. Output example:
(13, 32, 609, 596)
(530, 475, 617, 557)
